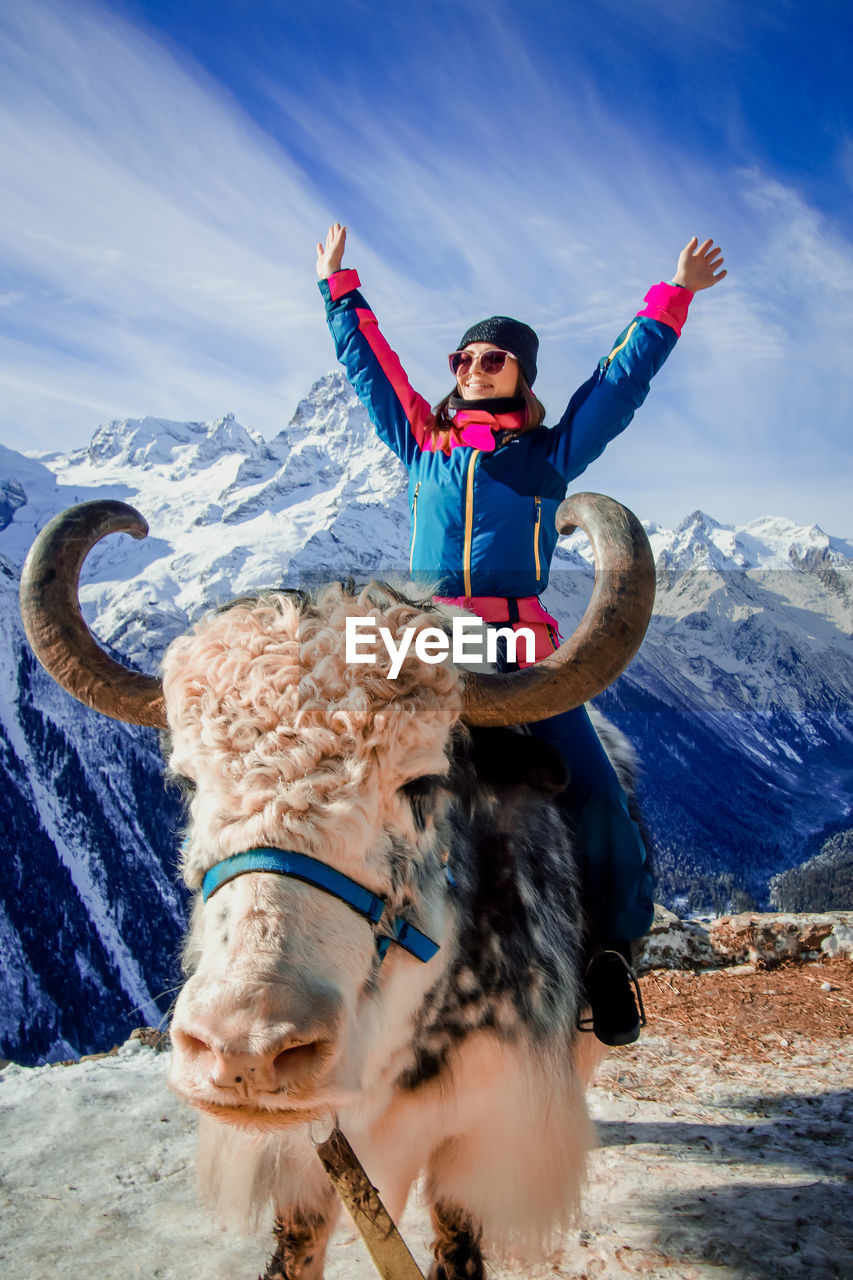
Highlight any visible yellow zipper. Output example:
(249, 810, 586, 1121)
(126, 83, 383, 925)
(463, 450, 481, 596)
(605, 320, 637, 366)
(533, 495, 542, 581)
(409, 481, 421, 574)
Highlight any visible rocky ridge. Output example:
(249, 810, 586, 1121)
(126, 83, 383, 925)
(639, 907, 853, 971)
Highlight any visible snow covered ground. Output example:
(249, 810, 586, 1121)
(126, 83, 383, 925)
(2, 970, 850, 1280)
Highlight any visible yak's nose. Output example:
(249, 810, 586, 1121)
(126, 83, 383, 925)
(171, 1022, 335, 1095)
(169, 976, 343, 1099)
(171, 1025, 330, 1094)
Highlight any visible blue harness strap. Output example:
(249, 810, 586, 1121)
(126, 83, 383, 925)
(202, 849, 385, 920)
(201, 847, 439, 964)
(374, 917, 441, 964)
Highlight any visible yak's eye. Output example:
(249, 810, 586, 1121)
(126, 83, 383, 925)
(399, 775, 443, 801)
(398, 775, 445, 831)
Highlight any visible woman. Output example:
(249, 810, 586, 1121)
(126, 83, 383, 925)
(316, 223, 725, 1044)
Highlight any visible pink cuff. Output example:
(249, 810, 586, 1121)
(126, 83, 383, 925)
(327, 268, 361, 302)
(636, 281, 693, 337)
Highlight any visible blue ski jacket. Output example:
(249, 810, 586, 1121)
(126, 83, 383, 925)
(320, 269, 691, 601)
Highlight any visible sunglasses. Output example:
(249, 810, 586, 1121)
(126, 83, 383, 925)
(448, 348, 517, 377)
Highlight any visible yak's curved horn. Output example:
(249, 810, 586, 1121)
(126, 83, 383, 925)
(19, 500, 167, 728)
(461, 492, 655, 727)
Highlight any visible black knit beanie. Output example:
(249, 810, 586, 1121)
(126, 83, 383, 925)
(456, 316, 539, 387)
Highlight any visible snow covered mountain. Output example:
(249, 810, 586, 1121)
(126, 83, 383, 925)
(2, 371, 851, 1061)
(0, 538, 186, 1066)
(593, 512, 853, 911)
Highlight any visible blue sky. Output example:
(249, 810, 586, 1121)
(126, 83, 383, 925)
(1, 0, 851, 533)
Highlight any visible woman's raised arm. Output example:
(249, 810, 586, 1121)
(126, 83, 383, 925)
(316, 223, 436, 466)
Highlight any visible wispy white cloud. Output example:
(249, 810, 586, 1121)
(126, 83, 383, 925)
(0, 0, 335, 447)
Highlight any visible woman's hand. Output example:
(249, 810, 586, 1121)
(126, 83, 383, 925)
(316, 222, 347, 279)
(672, 237, 726, 291)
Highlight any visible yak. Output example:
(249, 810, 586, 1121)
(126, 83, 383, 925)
(20, 493, 654, 1280)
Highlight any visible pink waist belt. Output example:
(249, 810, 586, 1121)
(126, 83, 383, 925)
(433, 594, 564, 666)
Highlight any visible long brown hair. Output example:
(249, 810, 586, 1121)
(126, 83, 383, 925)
(428, 374, 547, 454)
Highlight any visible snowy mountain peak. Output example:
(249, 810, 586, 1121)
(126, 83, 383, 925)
(283, 371, 382, 453)
(677, 509, 723, 534)
(743, 515, 826, 543)
(86, 414, 264, 471)
(288, 370, 357, 426)
(651, 511, 744, 572)
(737, 515, 835, 569)
(645, 509, 853, 576)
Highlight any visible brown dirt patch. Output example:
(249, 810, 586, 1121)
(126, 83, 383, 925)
(638, 956, 853, 1061)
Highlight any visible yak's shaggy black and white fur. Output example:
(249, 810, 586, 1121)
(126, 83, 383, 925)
(395, 724, 585, 1090)
(165, 582, 627, 1280)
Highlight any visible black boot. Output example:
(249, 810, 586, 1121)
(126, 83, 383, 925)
(578, 946, 646, 1046)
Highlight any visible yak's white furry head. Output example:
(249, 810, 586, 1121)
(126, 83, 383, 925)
(163, 582, 465, 889)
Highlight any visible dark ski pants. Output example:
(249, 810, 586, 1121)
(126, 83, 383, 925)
(526, 704, 655, 944)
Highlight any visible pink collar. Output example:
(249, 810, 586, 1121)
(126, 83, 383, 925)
(424, 408, 527, 453)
